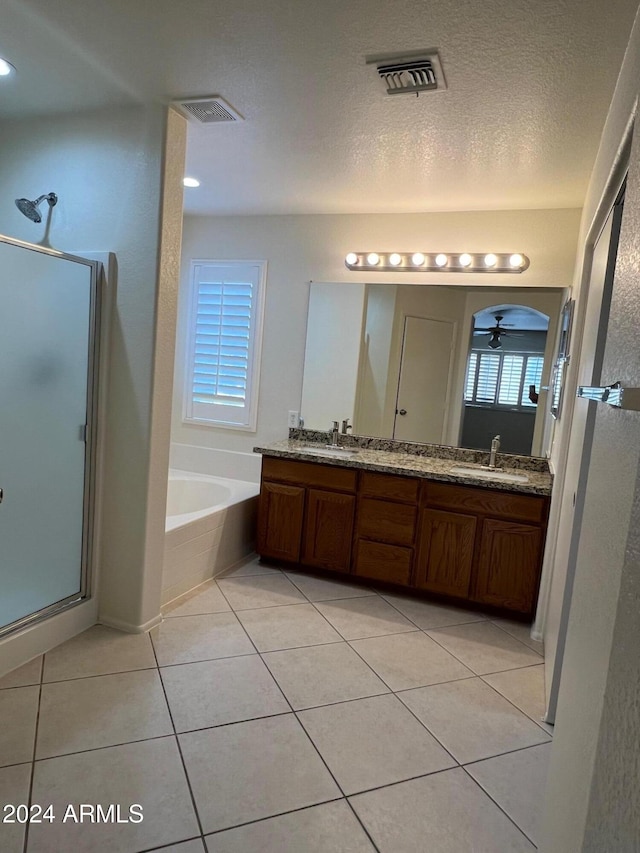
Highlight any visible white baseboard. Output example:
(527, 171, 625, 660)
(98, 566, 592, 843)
(98, 613, 163, 634)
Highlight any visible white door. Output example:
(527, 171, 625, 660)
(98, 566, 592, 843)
(393, 316, 455, 443)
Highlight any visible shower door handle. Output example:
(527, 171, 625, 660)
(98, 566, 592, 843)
(0, 488, 3, 504)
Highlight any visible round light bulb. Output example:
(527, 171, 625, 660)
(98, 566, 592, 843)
(183, 177, 200, 188)
(345, 252, 358, 265)
(435, 254, 448, 267)
(459, 253, 472, 267)
(484, 253, 497, 268)
(509, 253, 524, 268)
(0, 58, 15, 77)
(389, 253, 402, 266)
(366, 253, 380, 266)
(411, 252, 425, 266)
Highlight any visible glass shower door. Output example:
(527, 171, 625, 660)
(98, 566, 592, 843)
(0, 239, 96, 635)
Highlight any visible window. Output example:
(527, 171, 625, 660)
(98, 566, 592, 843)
(465, 350, 544, 409)
(184, 260, 267, 430)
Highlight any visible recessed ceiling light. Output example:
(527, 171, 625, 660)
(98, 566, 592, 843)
(183, 177, 200, 188)
(0, 58, 16, 77)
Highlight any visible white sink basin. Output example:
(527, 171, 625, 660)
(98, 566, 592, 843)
(450, 466, 529, 484)
(299, 445, 359, 459)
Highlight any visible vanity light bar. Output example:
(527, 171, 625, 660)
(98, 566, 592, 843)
(344, 252, 530, 273)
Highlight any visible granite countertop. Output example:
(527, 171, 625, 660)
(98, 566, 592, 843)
(253, 436, 553, 497)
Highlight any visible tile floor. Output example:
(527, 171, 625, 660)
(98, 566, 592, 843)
(0, 557, 552, 853)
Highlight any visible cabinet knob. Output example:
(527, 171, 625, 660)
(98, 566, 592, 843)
(397, 408, 407, 416)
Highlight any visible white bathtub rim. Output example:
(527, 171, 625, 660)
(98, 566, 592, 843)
(166, 468, 259, 533)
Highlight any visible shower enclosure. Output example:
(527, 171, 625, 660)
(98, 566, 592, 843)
(0, 235, 99, 638)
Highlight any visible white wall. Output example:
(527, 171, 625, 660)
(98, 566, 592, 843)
(300, 283, 365, 430)
(173, 209, 581, 454)
(0, 105, 183, 636)
(539, 5, 640, 850)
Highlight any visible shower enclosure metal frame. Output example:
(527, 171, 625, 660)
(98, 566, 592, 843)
(0, 233, 101, 639)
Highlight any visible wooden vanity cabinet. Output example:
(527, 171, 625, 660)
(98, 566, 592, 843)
(416, 481, 548, 614)
(257, 456, 549, 616)
(257, 457, 356, 572)
(352, 471, 419, 585)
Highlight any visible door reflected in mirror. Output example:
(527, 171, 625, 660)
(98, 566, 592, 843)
(300, 283, 566, 457)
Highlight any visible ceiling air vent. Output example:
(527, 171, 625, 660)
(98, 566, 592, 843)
(367, 50, 447, 96)
(172, 96, 243, 125)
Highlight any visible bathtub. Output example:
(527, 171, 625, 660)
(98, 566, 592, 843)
(162, 469, 260, 605)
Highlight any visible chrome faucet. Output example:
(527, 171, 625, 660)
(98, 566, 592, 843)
(489, 434, 501, 469)
(341, 418, 352, 435)
(330, 421, 340, 446)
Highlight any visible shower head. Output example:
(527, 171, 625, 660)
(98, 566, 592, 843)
(15, 193, 58, 223)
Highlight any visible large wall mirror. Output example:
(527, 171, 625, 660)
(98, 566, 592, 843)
(300, 283, 567, 457)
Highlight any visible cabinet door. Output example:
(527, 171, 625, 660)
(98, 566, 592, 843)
(415, 508, 476, 597)
(474, 519, 543, 614)
(302, 489, 355, 572)
(257, 481, 305, 563)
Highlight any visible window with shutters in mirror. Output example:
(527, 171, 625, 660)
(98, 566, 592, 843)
(183, 260, 267, 430)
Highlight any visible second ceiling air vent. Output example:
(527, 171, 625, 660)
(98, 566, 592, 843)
(172, 96, 244, 125)
(367, 50, 447, 96)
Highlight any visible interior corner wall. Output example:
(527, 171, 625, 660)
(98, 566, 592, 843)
(0, 104, 169, 633)
(173, 209, 580, 456)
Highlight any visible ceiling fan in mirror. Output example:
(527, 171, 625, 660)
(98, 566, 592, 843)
(473, 314, 523, 349)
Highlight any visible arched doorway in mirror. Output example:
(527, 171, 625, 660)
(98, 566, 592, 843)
(461, 304, 550, 456)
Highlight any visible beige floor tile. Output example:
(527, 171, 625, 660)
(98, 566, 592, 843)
(219, 558, 282, 578)
(151, 612, 254, 666)
(43, 625, 156, 682)
(36, 669, 173, 759)
(483, 664, 552, 730)
(164, 581, 231, 617)
(490, 617, 545, 653)
(350, 767, 535, 852)
(262, 643, 389, 710)
(351, 631, 473, 691)
(299, 694, 455, 794)
(466, 742, 552, 846)
(149, 841, 206, 853)
(315, 596, 416, 640)
(180, 715, 340, 834)
(381, 593, 487, 629)
(204, 800, 375, 852)
(0, 656, 42, 689)
(236, 603, 342, 651)
(427, 621, 542, 674)
(0, 686, 39, 767)
(286, 572, 375, 602)
(399, 678, 550, 764)
(217, 574, 305, 609)
(28, 738, 199, 853)
(161, 655, 289, 732)
(0, 763, 31, 853)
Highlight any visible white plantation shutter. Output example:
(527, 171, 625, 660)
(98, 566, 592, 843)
(185, 261, 266, 429)
(465, 350, 545, 410)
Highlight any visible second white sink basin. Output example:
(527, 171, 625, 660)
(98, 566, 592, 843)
(299, 445, 359, 459)
(450, 466, 529, 484)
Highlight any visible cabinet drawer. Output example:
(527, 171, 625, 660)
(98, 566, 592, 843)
(357, 497, 417, 545)
(421, 481, 546, 524)
(359, 471, 419, 503)
(353, 540, 413, 585)
(262, 457, 356, 492)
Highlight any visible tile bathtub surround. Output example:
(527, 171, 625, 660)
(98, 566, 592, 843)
(0, 556, 553, 852)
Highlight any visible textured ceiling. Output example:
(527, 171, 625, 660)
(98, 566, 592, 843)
(1, 0, 638, 215)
